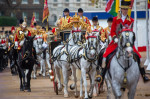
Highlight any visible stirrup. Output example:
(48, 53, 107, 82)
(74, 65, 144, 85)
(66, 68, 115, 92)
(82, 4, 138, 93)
(95, 75, 103, 84)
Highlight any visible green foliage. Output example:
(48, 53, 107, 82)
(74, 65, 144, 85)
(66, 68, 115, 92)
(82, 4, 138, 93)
(0, 16, 17, 26)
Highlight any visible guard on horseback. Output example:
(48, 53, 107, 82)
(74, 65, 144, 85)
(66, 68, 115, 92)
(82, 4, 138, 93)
(8, 26, 18, 75)
(96, 0, 149, 84)
(0, 27, 8, 72)
(14, 18, 38, 66)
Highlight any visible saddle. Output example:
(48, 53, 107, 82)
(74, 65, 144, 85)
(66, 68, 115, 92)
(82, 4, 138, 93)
(106, 49, 117, 69)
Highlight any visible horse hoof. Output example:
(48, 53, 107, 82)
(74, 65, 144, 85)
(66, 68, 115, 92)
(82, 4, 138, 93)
(80, 96, 84, 99)
(20, 88, 24, 91)
(84, 98, 88, 99)
(64, 94, 69, 98)
(88, 94, 92, 99)
(33, 77, 37, 79)
(58, 87, 62, 92)
(27, 89, 31, 92)
(74, 94, 79, 98)
(39, 73, 42, 76)
(70, 84, 75, 90)
(93, 93, 98, 97)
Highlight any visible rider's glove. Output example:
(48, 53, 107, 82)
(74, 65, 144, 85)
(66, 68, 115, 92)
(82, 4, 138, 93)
(14, 41, 18, 49)
(19, 40, 24, 47)
(113, 36, 118, 43)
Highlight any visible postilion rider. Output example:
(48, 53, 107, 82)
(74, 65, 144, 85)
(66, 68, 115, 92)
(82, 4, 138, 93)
(96, 0, 149, 83)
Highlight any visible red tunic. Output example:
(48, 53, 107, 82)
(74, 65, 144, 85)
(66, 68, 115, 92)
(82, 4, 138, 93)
(103, 16, 141, 58)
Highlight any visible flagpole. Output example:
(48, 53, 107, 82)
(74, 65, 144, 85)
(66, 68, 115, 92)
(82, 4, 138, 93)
(145, 0, 150, 67)
(134, 0, 138, 49)
(146, 2, 150, 70)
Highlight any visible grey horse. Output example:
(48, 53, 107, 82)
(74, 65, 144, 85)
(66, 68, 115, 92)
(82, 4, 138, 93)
(106, 25, 140, 99)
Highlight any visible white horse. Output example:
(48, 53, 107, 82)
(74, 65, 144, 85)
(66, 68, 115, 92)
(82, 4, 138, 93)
(106, 25, 140, 99)
(33, 34, 52, 78)
(32, 35, 43, 78)
(69, 33, 100, 99)
(52, 27, 83, 97)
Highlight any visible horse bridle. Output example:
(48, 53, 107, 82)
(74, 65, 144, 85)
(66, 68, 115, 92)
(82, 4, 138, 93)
(72, 32, 83, 45)
(83, 36, 98, 62)
(23, 38, 33, 59)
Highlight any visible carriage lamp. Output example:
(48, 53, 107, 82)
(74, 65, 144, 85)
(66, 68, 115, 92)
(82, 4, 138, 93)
(125, 33, 129, 36)
(49, 69, 53, 75)
(50, 75, 54, 81)
(126, 43, 130, 47)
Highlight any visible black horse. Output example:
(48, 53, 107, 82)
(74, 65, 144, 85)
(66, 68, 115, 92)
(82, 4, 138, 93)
(17, 36, 35, 92)
(0, 47, 8, 72)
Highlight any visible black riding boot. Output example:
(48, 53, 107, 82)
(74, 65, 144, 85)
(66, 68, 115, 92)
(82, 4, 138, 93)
(95, 50, 117, 84)
(43, 49, 46, 59)
(97, 49, 105, 70)
(134, 53, 149, 82)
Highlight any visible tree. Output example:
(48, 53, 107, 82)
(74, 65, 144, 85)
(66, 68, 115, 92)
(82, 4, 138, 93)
(0, 0, 21, 16)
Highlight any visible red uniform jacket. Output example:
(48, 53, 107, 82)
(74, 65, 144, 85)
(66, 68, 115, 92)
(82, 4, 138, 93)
(103, 15, 141, 58)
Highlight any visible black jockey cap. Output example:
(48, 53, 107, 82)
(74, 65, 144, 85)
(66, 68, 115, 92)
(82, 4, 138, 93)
(48, 27, 52, 30)
(78, 8, 83, 13)
(42, 27, 46, 31)
(19, 19, 24, 24)
(63, 8, 69, 12)
(2, 27, 4, 31)
(107, 17, 113, 22)
(92, 16, 98, 22)
(34, 22, 37, 26)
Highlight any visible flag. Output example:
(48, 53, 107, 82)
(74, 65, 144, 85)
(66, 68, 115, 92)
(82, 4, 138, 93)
(105, 0, 120, 16)
(42, 0, 49, 23)
(128, 0, 134, 16)
(148, 0, 150, 9)
(30, 13, 36, 28)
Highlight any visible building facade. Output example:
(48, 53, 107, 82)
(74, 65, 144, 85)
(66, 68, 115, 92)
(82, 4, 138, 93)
(48, 0, 147, 25)
(0, 0, 44, 25)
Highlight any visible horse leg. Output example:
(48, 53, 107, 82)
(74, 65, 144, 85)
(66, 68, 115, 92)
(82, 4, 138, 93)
(93, 83, 98, 97)
(128, 83, 138, 99)
(46, 54, 51, 70)
(81, 68, 88, 99)
(70, 66, 78, 97)
(62, 66, 69, 98)
(27, 68, 33, 92)
(80, 77, 83, 98)
(39, 59, 43, 75)
(105, 72, 112, 99)
(88, 69, 96, 98)
(111, 80, 122, 99)
(18, 68, 23, 91)
(33, 65, 37, 79)
(55, 67, 62, 91)
(42, 60, 46, 77)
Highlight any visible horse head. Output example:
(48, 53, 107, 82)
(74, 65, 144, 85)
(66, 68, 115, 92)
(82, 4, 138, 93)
(23, 35, 35, 57)
(72, 26, 82, 45)
(86, 34, 98, 58)
(118, 23, 135, 58)
(35, 35, 43, 49)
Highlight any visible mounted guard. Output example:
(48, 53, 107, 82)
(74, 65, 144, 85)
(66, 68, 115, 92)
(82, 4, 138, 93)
(96, 0, 149, 85)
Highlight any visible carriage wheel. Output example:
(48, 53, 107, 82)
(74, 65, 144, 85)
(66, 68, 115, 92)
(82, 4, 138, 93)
(53, 81, 58, 95)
